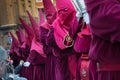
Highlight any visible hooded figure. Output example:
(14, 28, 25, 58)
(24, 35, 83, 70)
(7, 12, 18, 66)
(84, 0, 120, 80)
(19, 17, 34, 60)
(9, 32, 21, 67)
(24, 10, 46, 80)
(16, 27, 26, 45)
(9, 32, 20, 57)
(73, 23, 91, 80)
(39, 0, 57, 80)
(39, 9, 45, 25)
(45, 0, 79, 80)
(71, 0, 92, 80)
(19, 17, 34, 80)
(52, 0, 77, 49)
(43, 0, 56, 24)
(19, 17, 34, 49)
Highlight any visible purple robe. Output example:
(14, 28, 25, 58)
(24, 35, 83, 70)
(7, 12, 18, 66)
(49, 0, 78, 79)
(38, 0, 57, 78)
(19, 46, 34, 80)
(68, 55, 77, 80)
(84, 0, 120, 80)
(43, 46, 56, 80)
(27, 50, 46, 80)
(9, 42, 21, 68)
(18, 33, 34, 80)
(26, 36, 46, 80)
(74, 24, 91, 53)
(9, 32, 21, 67)
(46, 27, 77, 80)
(9, 52, 21, 67)
(73, 23, 91, 80)
(40, 26, 56, 80)
(27, 9, 48, 80)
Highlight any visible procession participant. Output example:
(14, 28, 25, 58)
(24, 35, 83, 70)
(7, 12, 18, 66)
(46, 0, 79, 79)
(9, 32, 21, 67)
(16, 27, 25, 46)
(24, 10, 46, 80)
(39, 0, 57, 79)
(84, 0, 120, 80)
(19, 18, 34, 80)
(71, 0, 93, 79)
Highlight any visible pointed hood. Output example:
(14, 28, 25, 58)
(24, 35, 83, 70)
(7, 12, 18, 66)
(16, 26, 25, 45)
(19, 17, 34, 42)
(43, 0, 56, 24)
(10, 32, 19, 47)
(39, 9, 45, 25)
(9, 32, 20, 56)
(55, 0, 76, 26)
(19, 17, 34, 37)
(52, 0, 77, 49)
(26, 11, 40, 41)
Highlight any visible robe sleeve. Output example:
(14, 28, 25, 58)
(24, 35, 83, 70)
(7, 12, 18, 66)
(27, 50, 45, 65)
(46, 27, 76, 57)
(43, 45, 52, 55)
(46, 27, 57, 47)
(84, 0, 120, 43)
(40, 27, 49, 44)
(40, 27, 53, 55)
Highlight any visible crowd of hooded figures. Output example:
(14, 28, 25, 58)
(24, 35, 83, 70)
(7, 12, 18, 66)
(6, 0, 91, 80)
(1, 0, 120, 80)
(7, 0, 91, 80)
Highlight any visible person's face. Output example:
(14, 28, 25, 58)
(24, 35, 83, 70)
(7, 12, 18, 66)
(58, 8, 75, 23)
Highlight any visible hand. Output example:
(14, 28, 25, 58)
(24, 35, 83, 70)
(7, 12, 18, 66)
(83, 13, 90, 24)
(23, 61, 30, 67)
(76, 12, 82, 21)
(19, 60, 24, 65)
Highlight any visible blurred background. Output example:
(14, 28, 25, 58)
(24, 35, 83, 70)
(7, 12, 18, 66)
(0, 0, 55, 49)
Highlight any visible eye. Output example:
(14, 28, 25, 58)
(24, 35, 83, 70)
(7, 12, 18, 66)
(57, 8, 69, 13)
(57, 9, 62, 13)
(58, 10, 60, 13)
(64, 8, 69, 11)
(47, 14, 53, 17)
